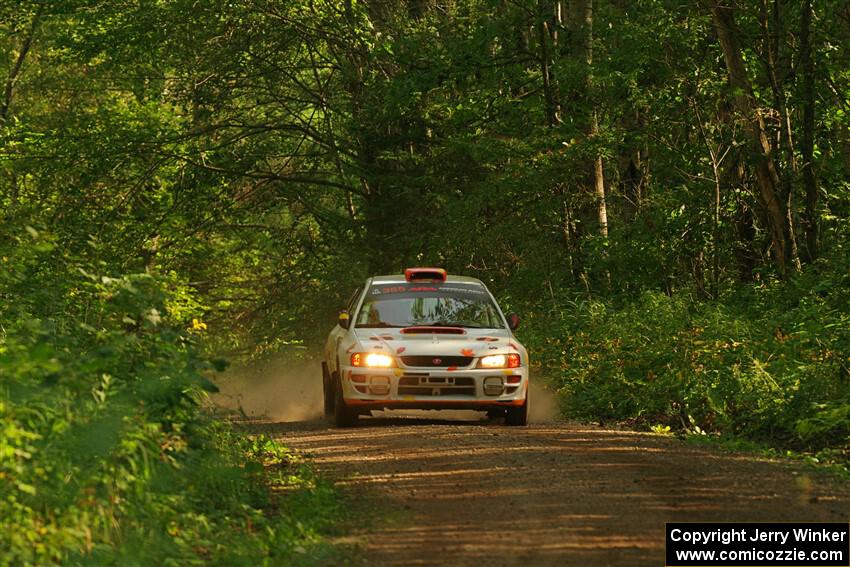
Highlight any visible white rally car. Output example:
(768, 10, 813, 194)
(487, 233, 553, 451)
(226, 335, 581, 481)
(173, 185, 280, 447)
(322, 268, 529, 427)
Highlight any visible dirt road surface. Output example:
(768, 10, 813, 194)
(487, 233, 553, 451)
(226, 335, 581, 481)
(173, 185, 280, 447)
(259, 413, 850, 567)
(216, 367, 850, 566)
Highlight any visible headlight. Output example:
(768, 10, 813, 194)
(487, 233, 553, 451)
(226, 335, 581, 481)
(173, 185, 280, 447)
(478, 353, 521, 369)
(350, 352, 395, 368)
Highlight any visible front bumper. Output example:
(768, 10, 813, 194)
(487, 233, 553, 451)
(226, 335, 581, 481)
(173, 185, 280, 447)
(340, 365, 528, 411)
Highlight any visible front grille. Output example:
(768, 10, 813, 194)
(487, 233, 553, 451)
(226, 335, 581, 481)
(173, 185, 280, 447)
(401, 355, 473, 368)
(398, 375, 476, 397)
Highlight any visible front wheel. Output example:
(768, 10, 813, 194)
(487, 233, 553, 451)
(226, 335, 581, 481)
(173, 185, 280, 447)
(505, 395, 528, 426)
(333, 374, 358, 428)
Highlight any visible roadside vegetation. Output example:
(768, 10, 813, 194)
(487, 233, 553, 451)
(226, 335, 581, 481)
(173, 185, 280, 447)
(523, 246, 850, 466)
(0, 227, 344, 564)
(2, 0, 849, 562)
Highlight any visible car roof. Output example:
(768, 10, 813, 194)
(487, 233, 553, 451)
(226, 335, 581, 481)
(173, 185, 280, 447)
(370, 274, 486, 285)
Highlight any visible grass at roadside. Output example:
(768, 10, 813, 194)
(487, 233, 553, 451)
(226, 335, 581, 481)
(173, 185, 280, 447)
(235, 431, 352, 566)
(0, 230, 352, 565)
(678, 430, 850, 482)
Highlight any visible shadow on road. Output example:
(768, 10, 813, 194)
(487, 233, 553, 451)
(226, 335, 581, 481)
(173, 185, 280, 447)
(244, 417, 850, 567)
(234, 412, 493, 435)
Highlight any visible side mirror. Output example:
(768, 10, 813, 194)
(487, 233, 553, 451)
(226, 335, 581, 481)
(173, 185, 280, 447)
(338, 310, 351, 330)
(506, 313, 520, 331)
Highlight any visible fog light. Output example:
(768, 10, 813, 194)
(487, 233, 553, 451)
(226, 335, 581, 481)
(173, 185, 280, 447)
(369, 375, 390, 396)
(483, 376, 504, 396)
(506, 375, 521, 384)
(350, 374, 367, 383)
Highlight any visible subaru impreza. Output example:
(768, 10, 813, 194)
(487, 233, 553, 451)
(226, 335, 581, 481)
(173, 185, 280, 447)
(322, 268, 529, 427)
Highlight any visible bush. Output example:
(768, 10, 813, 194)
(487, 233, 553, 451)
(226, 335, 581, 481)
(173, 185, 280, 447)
(0, 225, 342, 565)
(527, 251, 850, 457)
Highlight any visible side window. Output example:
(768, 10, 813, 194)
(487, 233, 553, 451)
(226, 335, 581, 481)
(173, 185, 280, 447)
(345, 286, 362, 314)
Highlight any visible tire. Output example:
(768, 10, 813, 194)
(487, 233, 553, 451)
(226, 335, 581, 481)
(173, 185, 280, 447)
(322, 363, 334, 417)
(333, 374, 358, 428)
(505, 395, 529, 426)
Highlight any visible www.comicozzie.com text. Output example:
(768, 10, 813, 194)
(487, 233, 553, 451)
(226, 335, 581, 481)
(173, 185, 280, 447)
(669, 527, 848, 546)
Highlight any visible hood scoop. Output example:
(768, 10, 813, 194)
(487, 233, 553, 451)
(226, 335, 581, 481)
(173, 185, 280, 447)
(401, 326, 467, 335)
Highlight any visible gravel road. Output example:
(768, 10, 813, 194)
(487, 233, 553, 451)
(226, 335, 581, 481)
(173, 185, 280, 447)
(259, 414, 850, 566)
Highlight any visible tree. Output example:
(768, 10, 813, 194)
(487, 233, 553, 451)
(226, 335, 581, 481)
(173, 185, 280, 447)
(709, 0, 797, 276)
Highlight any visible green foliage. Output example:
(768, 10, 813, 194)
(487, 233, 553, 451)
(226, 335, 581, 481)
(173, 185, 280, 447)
(528, 244, 850, 457)
(1, 1, 850, 557)
(0, 227, 342, 565)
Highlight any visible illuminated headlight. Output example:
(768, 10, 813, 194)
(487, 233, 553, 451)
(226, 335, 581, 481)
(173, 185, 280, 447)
(351, 352, 395, 368)
(478, 353, 521, 369)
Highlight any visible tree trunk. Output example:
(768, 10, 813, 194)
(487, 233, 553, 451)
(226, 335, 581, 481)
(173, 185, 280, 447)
(537, 0, 558, 127)
(1, 13, 39, 124)
(583, 0, 608, 238)
(799, 0, 819, 261)
(2, 11, 40, 211)
(592, 118, 609, 238)
(709, 0, 791, 276)
(758, 0, 801, 271)
(342, 0, 388, 272)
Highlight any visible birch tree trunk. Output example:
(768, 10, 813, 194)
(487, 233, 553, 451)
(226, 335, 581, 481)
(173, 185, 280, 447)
(583, 0, 608, 238)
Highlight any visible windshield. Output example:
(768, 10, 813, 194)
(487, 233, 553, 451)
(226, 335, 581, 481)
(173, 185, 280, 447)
(355, 282, 504, 329)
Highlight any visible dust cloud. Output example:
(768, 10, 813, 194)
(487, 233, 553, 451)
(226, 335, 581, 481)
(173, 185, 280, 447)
(211, 356, 325, 422)
(528, 379, 561, 423)
(210, 357, 562, 425)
